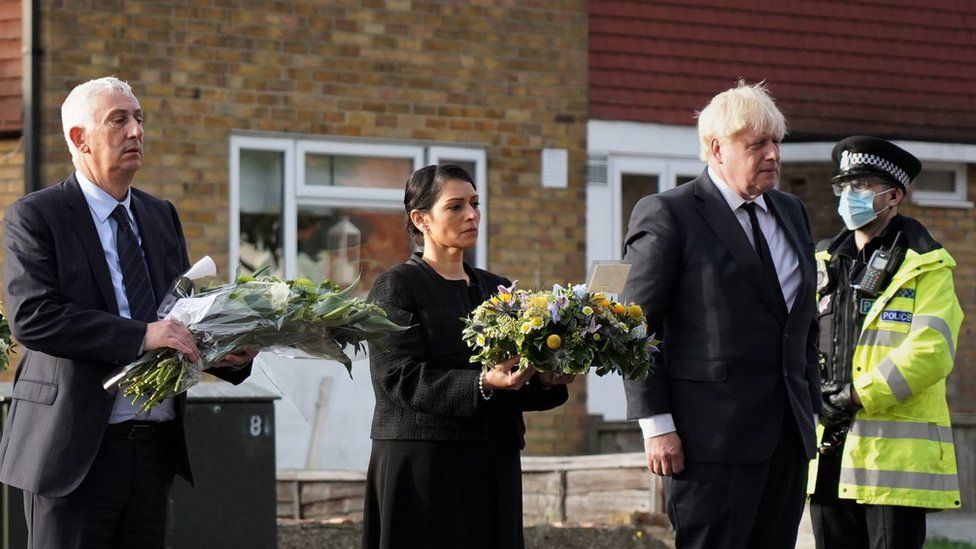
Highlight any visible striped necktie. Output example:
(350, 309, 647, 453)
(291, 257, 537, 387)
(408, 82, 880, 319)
(111, 204, 157, 322)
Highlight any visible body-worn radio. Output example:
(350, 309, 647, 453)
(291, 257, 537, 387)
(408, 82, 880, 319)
(853, 232, 904, 297)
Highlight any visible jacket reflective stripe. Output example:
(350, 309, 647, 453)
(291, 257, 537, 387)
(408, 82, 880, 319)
(858, 329, 907, 349)
(840, 467, 960, 492)
(912, 314, 956, 360)
(877, 356, 913, 400)
(851, 419, 952, 442)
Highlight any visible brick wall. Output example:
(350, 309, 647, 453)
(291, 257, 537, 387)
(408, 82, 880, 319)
(24, 0, 589, 455)
(0, 0, 21, 134)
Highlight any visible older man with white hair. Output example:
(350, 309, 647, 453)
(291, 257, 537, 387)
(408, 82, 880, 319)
(0, 76, 255, 548)
(621, 81, 821, 548)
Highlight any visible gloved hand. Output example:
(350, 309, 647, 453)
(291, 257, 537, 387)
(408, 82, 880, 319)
(820, 381, 859, 429)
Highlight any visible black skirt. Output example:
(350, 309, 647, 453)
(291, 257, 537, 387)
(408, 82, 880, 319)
(362, 438, 525, 549)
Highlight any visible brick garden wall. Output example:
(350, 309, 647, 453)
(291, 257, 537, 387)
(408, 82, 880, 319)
(20, 0, 589, 455)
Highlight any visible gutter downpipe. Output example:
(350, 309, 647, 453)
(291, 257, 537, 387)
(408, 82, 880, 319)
(22, 0, 41, 194)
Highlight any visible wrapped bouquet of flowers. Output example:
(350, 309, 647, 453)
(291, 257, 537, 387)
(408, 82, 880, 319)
(105, 258, 407, 412)
(461, 283, 657, 379)
(0, 303, 14, 372)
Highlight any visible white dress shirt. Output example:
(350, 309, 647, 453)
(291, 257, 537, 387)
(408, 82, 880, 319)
(638, 167, 801, 439)
(76, 171, 177, 423)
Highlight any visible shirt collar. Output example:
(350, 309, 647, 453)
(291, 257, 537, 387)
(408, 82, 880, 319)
(707, 166, 769, 213)
(76, 170, 132, 223)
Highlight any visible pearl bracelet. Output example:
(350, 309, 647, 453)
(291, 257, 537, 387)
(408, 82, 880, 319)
(478, 371, 493, 401)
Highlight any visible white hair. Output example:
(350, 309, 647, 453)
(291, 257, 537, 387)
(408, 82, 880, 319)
(695, 80, 787, 162)
(61, 76, 136, 159)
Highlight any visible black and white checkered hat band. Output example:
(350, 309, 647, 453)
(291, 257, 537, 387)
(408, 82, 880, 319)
(839, 150, 911, 187)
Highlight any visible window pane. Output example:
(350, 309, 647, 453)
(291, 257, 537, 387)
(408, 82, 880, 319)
(621, 173, 659, 244)
(913, 169, 956, 193)
(294, 206, 413, 296)
(304, 154, 412, 190)
(239, 149, 284, 276)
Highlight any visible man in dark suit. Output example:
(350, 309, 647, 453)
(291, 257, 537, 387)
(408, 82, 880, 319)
(0, 76, 255, 548)
(622, 81, 820, 548)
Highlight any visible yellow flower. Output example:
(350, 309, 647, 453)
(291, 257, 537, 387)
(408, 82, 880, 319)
(581, 306, 593, 315)
(628, 304, 643, 319)
(593, 333, 601, 341)
(498, 292, 511, 302)
(611, 303, 626, 316)
(520, 322, 532, 334)
(546, 334, 562, 350)
(530, 316, 544, 328)
(476, 335, 486, 347)
(529, 295, 549, 308)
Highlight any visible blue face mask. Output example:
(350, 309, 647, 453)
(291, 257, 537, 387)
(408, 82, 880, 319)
(837, 187, 894, 230)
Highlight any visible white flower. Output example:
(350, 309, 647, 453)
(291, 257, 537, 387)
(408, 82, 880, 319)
(269, 282, 291, 308)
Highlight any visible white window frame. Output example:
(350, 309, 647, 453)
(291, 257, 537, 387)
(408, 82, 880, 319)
(296, 140, 425, 204)
(229, 135, 295, 279)
(230, 135, 488, 281)
(909, 162, 969, 209)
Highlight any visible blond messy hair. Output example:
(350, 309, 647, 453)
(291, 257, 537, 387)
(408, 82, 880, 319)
(695, 80, 787, 162)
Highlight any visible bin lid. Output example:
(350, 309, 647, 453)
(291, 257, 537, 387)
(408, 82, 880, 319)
(187, 381, 280, 402)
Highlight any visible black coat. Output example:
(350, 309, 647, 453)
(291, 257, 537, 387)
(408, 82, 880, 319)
(0, 175, 251, 497)
(366, 254, 568, 448)
(621, 170, 821, 463)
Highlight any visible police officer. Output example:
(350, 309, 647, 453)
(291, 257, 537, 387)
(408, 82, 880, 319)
(808, 136, 964, 548)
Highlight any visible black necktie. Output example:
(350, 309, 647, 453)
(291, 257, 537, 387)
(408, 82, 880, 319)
(111, 205, 157, 322)
(742, 202, 787, 312)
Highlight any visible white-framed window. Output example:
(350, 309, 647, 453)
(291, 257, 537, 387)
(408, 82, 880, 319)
(910, 162, 971, 208)
(230, 135, 487, 295)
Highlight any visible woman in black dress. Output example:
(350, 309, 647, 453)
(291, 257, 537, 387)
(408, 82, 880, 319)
(362, 164, 574, 549)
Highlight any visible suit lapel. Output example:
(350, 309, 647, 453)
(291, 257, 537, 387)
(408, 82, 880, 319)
(64, 175, 120, 314)
(129, 191, 170, 304)
(693, 172, 787, 323)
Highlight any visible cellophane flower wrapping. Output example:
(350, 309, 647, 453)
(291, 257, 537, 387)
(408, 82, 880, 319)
(461, 283, 658, 379)
(108, 275, 408, 412)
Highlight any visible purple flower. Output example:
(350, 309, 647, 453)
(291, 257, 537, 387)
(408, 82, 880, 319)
(497, 280, 518, 294)
(584, 317, 601, 334)
(549, 302, 561, 323)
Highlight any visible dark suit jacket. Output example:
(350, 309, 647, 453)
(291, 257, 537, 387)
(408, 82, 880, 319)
(622, 170, 821, 464)
(367, 255, 568, 449)
(0, 174, 250, 497)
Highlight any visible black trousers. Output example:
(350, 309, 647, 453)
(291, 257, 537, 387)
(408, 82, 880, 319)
(810, 447, 926, 549)
(23, 421, 177, 549)
(663, 405, 808, 549)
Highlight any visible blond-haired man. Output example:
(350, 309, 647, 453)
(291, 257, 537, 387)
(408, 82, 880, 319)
(622, 81, 820, 547)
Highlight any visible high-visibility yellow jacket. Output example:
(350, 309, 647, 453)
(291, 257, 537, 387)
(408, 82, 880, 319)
(808, 223, 963, 509)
